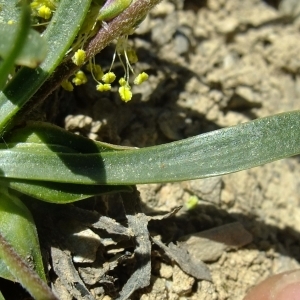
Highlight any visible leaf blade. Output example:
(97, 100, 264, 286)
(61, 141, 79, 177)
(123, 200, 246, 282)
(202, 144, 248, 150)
(0, 111, 299, 185)
(0, 178, 132, 203)
(0, 188, 46, 282)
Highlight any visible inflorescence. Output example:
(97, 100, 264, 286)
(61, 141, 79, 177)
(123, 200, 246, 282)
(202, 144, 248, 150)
(69, 34, 149, 103)
(29, 0, 149, 102)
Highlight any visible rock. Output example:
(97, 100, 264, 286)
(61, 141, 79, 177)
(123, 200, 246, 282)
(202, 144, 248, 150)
(171, 265, 195, 295)
(183, 177, 222, 206)
(178, 222, 253, 262)
(216, 17, 239, 34)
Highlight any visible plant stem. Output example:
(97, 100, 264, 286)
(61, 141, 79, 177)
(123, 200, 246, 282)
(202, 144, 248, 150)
(86, 0, 163, 57)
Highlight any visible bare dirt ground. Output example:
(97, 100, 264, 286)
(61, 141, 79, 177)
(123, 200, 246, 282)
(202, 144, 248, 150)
(5, 0, 299, 299)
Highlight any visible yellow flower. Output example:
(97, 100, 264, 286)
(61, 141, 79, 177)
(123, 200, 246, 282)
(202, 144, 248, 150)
(96, 83, 111, 92)
(37, 5, 51, 19)
(102, 72, 116, 84)
(31, 0, 56, 11)
(134, 72, 148, 85)
(119, 85, 132, 102)
(72, 49, 86, 66)
(72, 70, 87, 86)
(119, 77, 127, 86)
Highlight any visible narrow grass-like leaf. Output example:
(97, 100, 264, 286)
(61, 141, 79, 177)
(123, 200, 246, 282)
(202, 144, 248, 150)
(0, 111, 299, 186)
(0, 187, 46, 282)
(0, 179, 132, 203)
(7, 121, 137, 153)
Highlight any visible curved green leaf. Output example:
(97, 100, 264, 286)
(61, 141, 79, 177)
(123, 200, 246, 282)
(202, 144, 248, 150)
(7, 121, 136, 153)
(0, 178, 132, 203)
(0, 233, 56, 299)
(0, 187, 46, 282)
(1, 122, 133, 202)
(0, 111, 299, 186)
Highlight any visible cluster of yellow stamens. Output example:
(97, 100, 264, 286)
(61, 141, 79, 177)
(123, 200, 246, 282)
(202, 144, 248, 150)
(96, 71, 116, 92)
(66, 34, 149, 102)
(29, 0, 149, 102)
(30, 0, 57, 20)
(72, 49, 86, 67)
(118, 77, 132, 102)
(72, 71, 88, 86)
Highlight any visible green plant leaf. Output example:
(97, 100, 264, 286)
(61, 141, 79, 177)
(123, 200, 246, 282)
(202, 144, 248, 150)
(0, 3, 31, 90)
(0, 187, 46, 282)
(0, 233, 56, 299)
(0, 25, 47, 68)
(0, 0, 93, 134)
(0, 178, 132, 203)
(0, 122, 133, 202)
(0, 111, 299, 188)
(7, 121, 136, 153)
(0, 0, 21, 24)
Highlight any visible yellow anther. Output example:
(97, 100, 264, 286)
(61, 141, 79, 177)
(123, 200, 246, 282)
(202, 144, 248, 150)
(72, 49, 86, 66)
(38, 5, 52, 19)
(61, 80, 74, 92)
(96, 83, 111, 92)
(102, 72, 116, 84)
(119, 77, 127, 86)
(134, 72, 148, 85)
(119, 85, 132, 102)
(31, 0, 56, 10)
(7, 20, 14, 25)
(72, 70, 87, 86)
